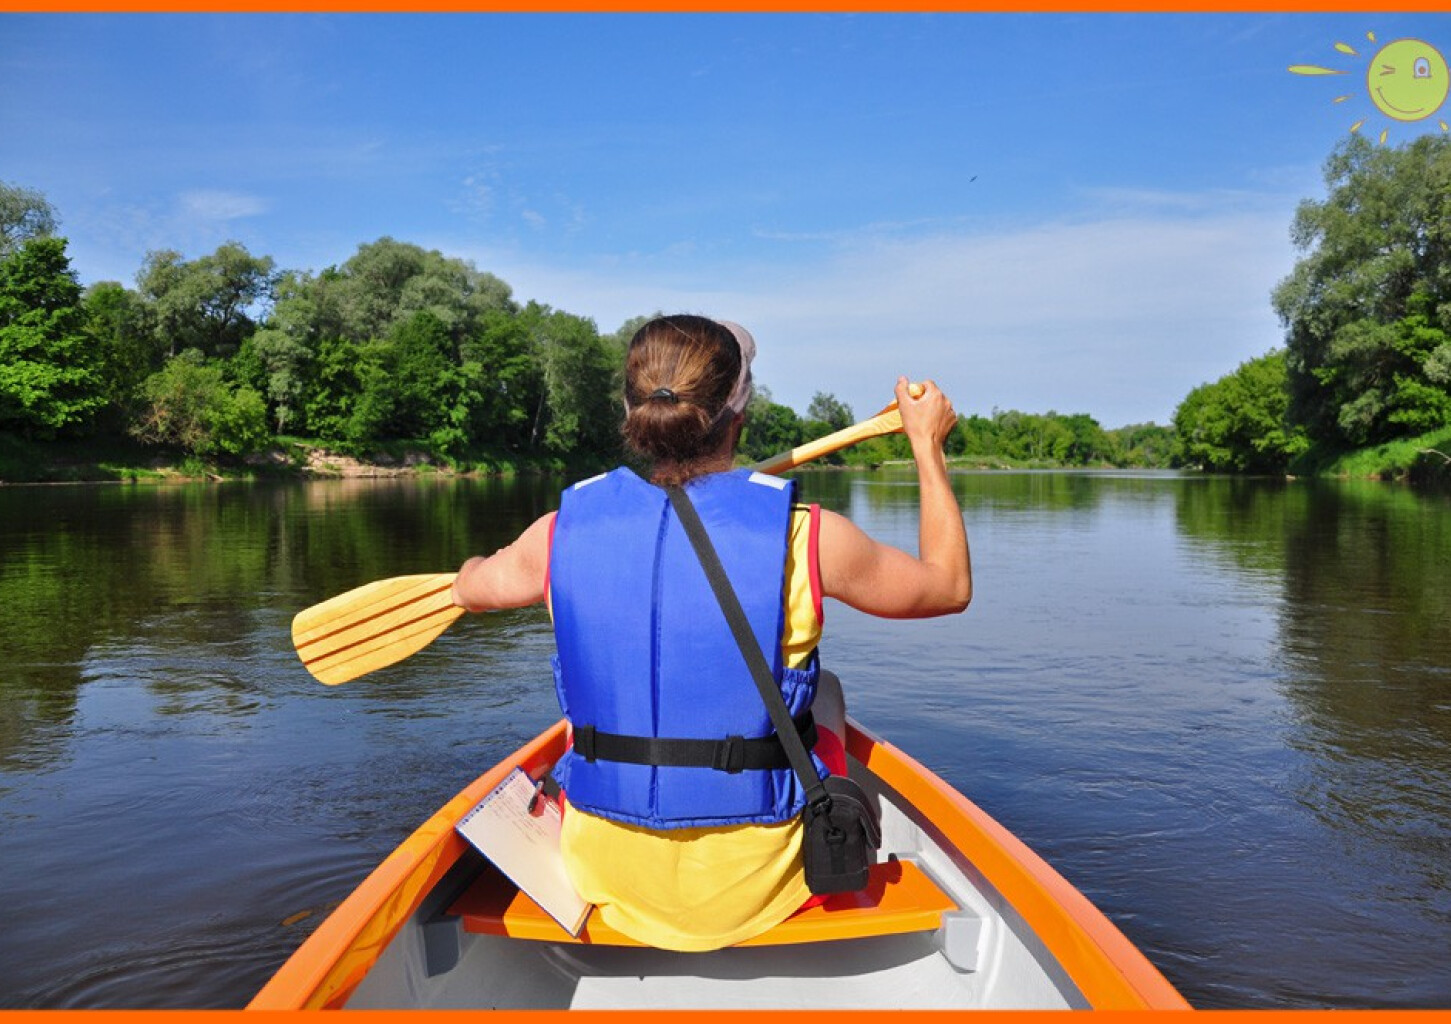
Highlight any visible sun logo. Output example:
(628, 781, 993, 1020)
(1290, 32, 1450, 144)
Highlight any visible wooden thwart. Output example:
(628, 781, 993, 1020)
(448, 857, 958, 948)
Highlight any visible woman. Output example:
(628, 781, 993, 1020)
(451, 314, 970, 951)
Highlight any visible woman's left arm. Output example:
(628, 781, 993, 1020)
(818, 379, 970, 618)
(451, 511, 555, 612)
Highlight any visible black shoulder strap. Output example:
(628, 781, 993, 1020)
(666, 485, 826, 802)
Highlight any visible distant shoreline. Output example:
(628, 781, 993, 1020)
(0, 438, 582, 487)
(3, 437, 1445, 487)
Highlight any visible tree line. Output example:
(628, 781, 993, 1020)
(9, 135, 1448, 481)
(0, 182, 1174, 475)
(740, 391, 1172, 469)
(1172, 134, 1451, 478)
(2, 213, 629, 469)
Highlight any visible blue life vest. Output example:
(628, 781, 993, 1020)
(549, 467, 824, 830)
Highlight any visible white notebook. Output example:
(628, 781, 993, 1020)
(455, 767, 591, 936)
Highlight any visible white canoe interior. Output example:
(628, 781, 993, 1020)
(250, 719, 1188, 1011)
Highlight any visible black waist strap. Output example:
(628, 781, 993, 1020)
(572, 710, 818, 775)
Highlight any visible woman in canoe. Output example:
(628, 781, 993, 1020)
(451, 314, 970, 951)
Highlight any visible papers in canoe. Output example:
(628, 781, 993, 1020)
(456, 767, 591, 936)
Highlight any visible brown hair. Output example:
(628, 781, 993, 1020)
(622, 315, 742, 484)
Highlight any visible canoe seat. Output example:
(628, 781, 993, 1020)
(447, 857, 958, 948)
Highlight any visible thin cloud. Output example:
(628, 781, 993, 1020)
(446, 191, 1300, 428)
(1072, 185, 1286, 215)
(178, 189, 269, 223)
(743, 207, 1299, 425)
(453, 174, 497, 220)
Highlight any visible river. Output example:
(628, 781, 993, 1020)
(0, 469, 1448, 1008)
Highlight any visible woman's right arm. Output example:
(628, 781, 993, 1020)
(451, 511, 555, 612)
(818, 377, 971, 619)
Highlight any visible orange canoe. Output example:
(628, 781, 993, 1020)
(250, 718, 1191, 1011)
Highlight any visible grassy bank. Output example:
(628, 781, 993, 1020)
(7, 431, 1450, 486)
(0, 434, 186, 483)
(1292, 426, 1451, 484)
(0, 434, 606, 485)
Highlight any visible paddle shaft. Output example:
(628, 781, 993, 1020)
(293, 383, 925, 684)
(751, 401, 907, 475)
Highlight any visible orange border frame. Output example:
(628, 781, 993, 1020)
(249, 718, 1190, 1011)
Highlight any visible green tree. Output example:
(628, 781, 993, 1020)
(524, 303, 619, 457)
(302, 334, 367, 447)
(993, 410, 1074, 463)
(800, 392, 855, 464)
(83, 281, 161, 417)
(333, 237, 514, 347)
(1059, 412, 1111, 464)
(0, 237, 105, 437)
(244, 326, 311, 435)
(138, 242, 276, 359)
(0, 182, 57, 257)
(1107, 422, 1175, 468)
(462, 308, 546, 452)
(346, 311, 461, 449)
(740, 387, 804, 461)
(241, 267, 358, 436)
(606, 314, 654, 352)
(955, 414, 1003, 460)
(1172, 350, 1308, 473)
(1272, 134, 1451, 447)
(130, 349, 268, 456)
(806, 391, 853, 432)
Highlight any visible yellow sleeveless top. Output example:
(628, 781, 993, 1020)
(557, 504, 823, 951)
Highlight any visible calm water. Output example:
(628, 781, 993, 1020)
(1, 470, 1448, 1009)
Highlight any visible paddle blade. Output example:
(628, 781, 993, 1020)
(292, 573, 463, 686)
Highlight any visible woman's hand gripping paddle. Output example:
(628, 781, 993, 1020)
(292, 382, 926, 685)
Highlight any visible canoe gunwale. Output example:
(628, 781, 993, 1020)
(248, 718, 1188, 1011)
(249, 721, 569, 1010)
(844, 723, 1189, 1010)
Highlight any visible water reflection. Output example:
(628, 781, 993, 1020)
(1172, 478, 1451, 853)
(1170, 475, 1451, 1004)
(1, 472, 1449, 1008)
(1276, 483, 1451, 926)
(0, 478, 561, 765)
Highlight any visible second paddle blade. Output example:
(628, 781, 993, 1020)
(292, 572, 463, 686)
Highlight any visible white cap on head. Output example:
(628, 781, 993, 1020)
(715, 319, 755, 415)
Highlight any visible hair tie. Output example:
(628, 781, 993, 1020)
(648, 387, 679, 404)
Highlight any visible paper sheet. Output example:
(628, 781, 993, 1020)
(456, 767, 591, 935)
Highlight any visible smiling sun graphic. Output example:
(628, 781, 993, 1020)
(1291, 32, 1450, 144)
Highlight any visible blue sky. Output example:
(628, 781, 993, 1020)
(4, 11, 1450, 427)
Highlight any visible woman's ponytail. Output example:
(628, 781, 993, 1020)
(622, 315, 743, 482)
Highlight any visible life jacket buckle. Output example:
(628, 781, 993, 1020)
(713, 735, 746, 774)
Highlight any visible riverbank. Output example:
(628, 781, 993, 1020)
(0, 435, 592, 485)
(1289, 425, 1451, 486)
(4, 431, 1449, 486)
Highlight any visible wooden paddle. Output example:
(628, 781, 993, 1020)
(293, 573, 464, 686)
(293, 384, 924, 685)
(750, 385, 921, 475)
